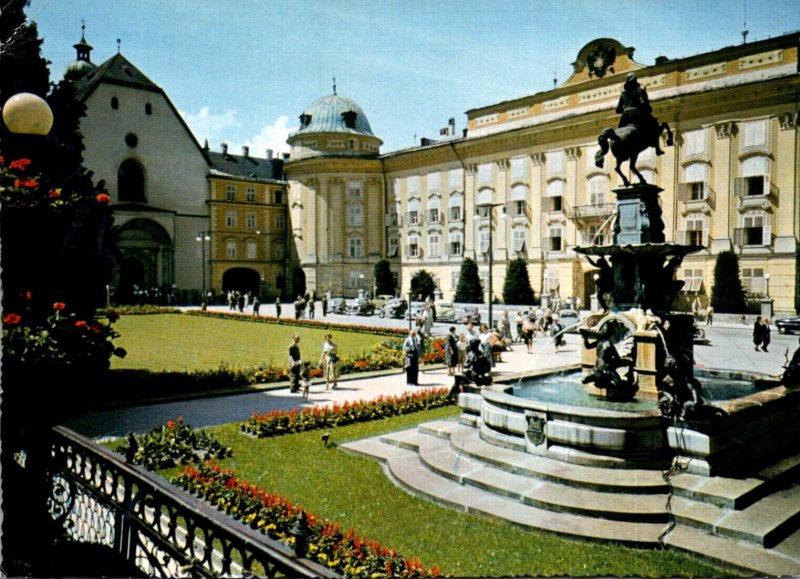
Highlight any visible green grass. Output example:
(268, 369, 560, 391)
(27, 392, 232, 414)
(189, 408, 738, 578)
(110, 314, 389, 372)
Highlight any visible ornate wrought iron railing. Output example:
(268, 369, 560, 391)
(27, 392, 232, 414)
(48, 425, 338, 578)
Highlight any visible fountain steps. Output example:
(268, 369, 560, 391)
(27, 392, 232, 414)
(341, 419, 800, 574)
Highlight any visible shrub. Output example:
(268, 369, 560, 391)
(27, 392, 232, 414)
(503, 257, 537, 306)
(454, 258, 483, 303)
(710, 251, 747, 313)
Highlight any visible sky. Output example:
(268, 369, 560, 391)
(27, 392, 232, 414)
(25, 0, 800, 156)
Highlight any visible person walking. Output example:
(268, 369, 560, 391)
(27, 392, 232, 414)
(403, 330, 421, 385)
(308, 298, 315, 320)
(456, 332, 467, 373)
(319, 334, 339, 390)
(753, 316, 764, 351)
(288, 335, 302, 393)
(522, 315, 535, 354)
(446, 326, 459, 376)
(514, 310, 524, 343)
(275, 297, 281, 318)
(501, 310, 513, 343)
(322, 294, 328, 317)
(705, 304, 714, 326)
(551, 315, 566, 353)
(252, 297, 260, 316)
(761, 318, 771, 353)
(478, 324, 494, 368)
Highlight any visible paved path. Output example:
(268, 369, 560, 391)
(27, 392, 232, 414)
(65, 315, 796, 439)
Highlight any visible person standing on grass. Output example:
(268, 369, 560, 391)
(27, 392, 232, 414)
(275, 297, 282, 318)
(446, 326, 459, 376)
(322, 294, 328, 317)
(308, 298, 315, 320)
(288, 335, 302, 393)
(319, 334, 339, 390)
(403, 329, 421, 385)
(253, 297, 260, 316)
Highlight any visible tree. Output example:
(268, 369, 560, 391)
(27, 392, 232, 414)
(503, 257, 536, 305)
(710, 251, 747, 313)
(373, 259, 395, 296)
(410, 269, 436, 301)
(454, 257, 484, 303)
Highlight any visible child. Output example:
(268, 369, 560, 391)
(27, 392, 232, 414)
(300, 362, 312, 400)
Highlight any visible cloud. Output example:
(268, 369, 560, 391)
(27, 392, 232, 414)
(245, 115, 296, 157)
(180, 106, 242, 147)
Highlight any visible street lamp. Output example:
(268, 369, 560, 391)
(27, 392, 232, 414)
(764, 273, 771, 297)
(475, 202, 506, 329)
(2, 92, 54, 135)
(196, 231, 211, 304)
(359, 273, 365, 297)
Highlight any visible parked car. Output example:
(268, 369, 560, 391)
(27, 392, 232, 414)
(557, 309, 581, 333)
(776, 316, 800, 334)
(381, 298, 408, 319)
(372, 294, 395, 311)
(346, 297, 376, 316)
(434, 302, 456, 323)
(693, 321, 711, 345)
(329, 297, 347, 314)
(459, 306, 481, 325)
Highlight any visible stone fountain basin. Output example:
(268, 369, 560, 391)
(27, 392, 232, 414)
(458, 365, 800, 476)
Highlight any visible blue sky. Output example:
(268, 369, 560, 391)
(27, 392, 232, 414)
(27, 0, 800, 155)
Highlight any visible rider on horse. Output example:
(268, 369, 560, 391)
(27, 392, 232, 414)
(616, 73, 665, 156)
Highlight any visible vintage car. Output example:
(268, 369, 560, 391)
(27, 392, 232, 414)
(381, 298, 408, 319)
(434, 302, 456, 323)
(557, 309, 581, 333)
(346, 297, 376, 316)
(776, 316, 800, 334)
(458, 306, 481, 325)
(372, 294, 395, 311)
(328, 297, 347, 314)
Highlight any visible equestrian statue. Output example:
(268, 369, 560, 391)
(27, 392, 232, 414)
(595, 73, 673, 187)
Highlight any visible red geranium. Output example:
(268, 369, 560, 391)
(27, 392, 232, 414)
(53, 302, 66, 311)
(3, 313, 22, 326)
(9, 158, 31, 171)
(74, 320, 87, 328)
(48, 189, 61, 199)
(14, 178, 39, 189)
(96, 193, 111, 204)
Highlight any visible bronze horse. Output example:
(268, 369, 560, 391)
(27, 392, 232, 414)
(594, 122, 673, 187)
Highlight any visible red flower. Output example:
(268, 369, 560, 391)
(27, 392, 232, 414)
(166, 420, 177, 428)
(53, 302, 66, 311)
(3, 313, 22, 325)
(13, 178, 39, 188)
(74, 320, 87, 328)
(96, 193, 111, 204)
(9, 158, 31, 171)
(48, 189, 61, 199)
(25, 291, 32, 301)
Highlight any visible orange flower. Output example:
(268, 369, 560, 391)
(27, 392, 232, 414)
(9, 158, 31, 171)
(53, 302, 66, 311)
(74, 320, 87, 328)
(14, 178, 39, 188)
(166, 420, 176, 428)
(3, 313, 22, 325)
(96, 193, 111, 204)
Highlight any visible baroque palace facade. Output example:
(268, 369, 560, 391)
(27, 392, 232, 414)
(64, 30, 800, 314)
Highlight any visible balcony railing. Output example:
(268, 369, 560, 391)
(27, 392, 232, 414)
(48, 426, 336, 578)
(565, 202, 615, 221)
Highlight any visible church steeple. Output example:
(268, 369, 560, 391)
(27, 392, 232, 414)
(65, 21, 96, 81)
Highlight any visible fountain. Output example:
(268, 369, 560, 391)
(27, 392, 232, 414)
(343, 76, 800, 573)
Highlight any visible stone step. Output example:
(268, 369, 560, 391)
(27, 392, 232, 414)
(672, 483, 800, 548)
(415, 436, 669, 523)
(385, 448, 666, 546)
(665, 525, 800, 576)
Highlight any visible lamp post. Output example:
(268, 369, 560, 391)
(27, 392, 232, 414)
(765, 273, 771, 298)
(359, 273, 365, 298)
(196, 231, 211, 304)
(475, 202, 506, 329)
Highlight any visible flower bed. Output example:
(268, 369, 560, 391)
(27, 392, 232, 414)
(174, 462, 440, 577)
(241, 388, 453, 437)
(185, 309, 409, 338)
(118, 417, 233, 470)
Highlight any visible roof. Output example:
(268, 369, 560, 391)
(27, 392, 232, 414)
(290, 93, 378, 139)
(207, 150, 284, 182)
(73, 53, 161, 102)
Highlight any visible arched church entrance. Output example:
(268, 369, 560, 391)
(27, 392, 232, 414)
(114, 218, 173, 304)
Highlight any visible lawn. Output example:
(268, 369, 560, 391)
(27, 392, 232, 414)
(110, 313, 391, 372)
(179, 410, 737, 578)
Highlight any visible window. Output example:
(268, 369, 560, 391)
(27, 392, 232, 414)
(514, 200, 527, 217)
(427, 172, 440, 194)
(347, 271, 362, 289)
(477, 163, 492, 186)
(386, 211, 398, 226)
(428, 233, 440, 258)
(111, 97, 119, 109)
(428, 199, 441, 223)
(449, 231, 463, 256)
(448, 168, 463, 191)
(388, 237, 399, 257)
(546, 180, 564, 213)
(246, 187, 256, 202)
(512, 228, 527, 253)
(246, 240, 258, 259)
(681, 268, 704, 293)
(479, 228, 490, 254)
(117, 159, 145, 202)
(741, 267, 766, 294)
(476, 189, 493, 218)
(145, 103, 152, 115)
(511, 184, 528, 217)
(274, 244, 285, 260)
(736, 156, 770, 197)
(735, 212, 770, 246)
(683, 128, 707, 157)
(407, 200, 420, 225)
(347, 181, 362, 198)
(407, 175, 420, 195)
(588, 175, 607, 205)
(349, 237, 363, 257)
(742, 119, 767, 149)
(275, 215, 285, 229)
(684, 214, 706, 246)
(347, 205, 363, 227)
(548, 225, 563, 252)
(682, 163, 709, 200)
(449, 200, 462, 221)
(225, 185, 236, 201)
(407, 235, 420, 257)
(547, 150, 564, 178)
(226, 240, 238, 259)
(274, 190, 283, 204)
(225, 211, 237, 228)
(587, 224, 610, 245)
(245, 212, 257, 229)
(511, 157, 527, 181)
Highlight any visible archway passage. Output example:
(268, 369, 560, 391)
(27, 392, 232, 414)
(114, 218, 173, 304)
(222, 268, 261, 297)
(292, 267, 307, 299)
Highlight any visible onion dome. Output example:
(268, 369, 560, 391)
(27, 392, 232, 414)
(65, 22, 96, 81)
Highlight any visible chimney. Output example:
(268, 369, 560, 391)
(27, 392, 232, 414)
(242, 145, 249, 157)
(282, 152, 290, 160)
(655, 56, 669, 65)
(221, 143, 228, 155)
(266, 149, 273, 160)
(449, 117, 455, 135)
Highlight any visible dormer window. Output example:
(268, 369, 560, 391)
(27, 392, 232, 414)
(342, 110, 357, 129)
(111, 97, 119, 109)
(299, 113, 312, 128)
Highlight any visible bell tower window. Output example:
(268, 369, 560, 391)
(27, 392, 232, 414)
(117, 159, 146, 202)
